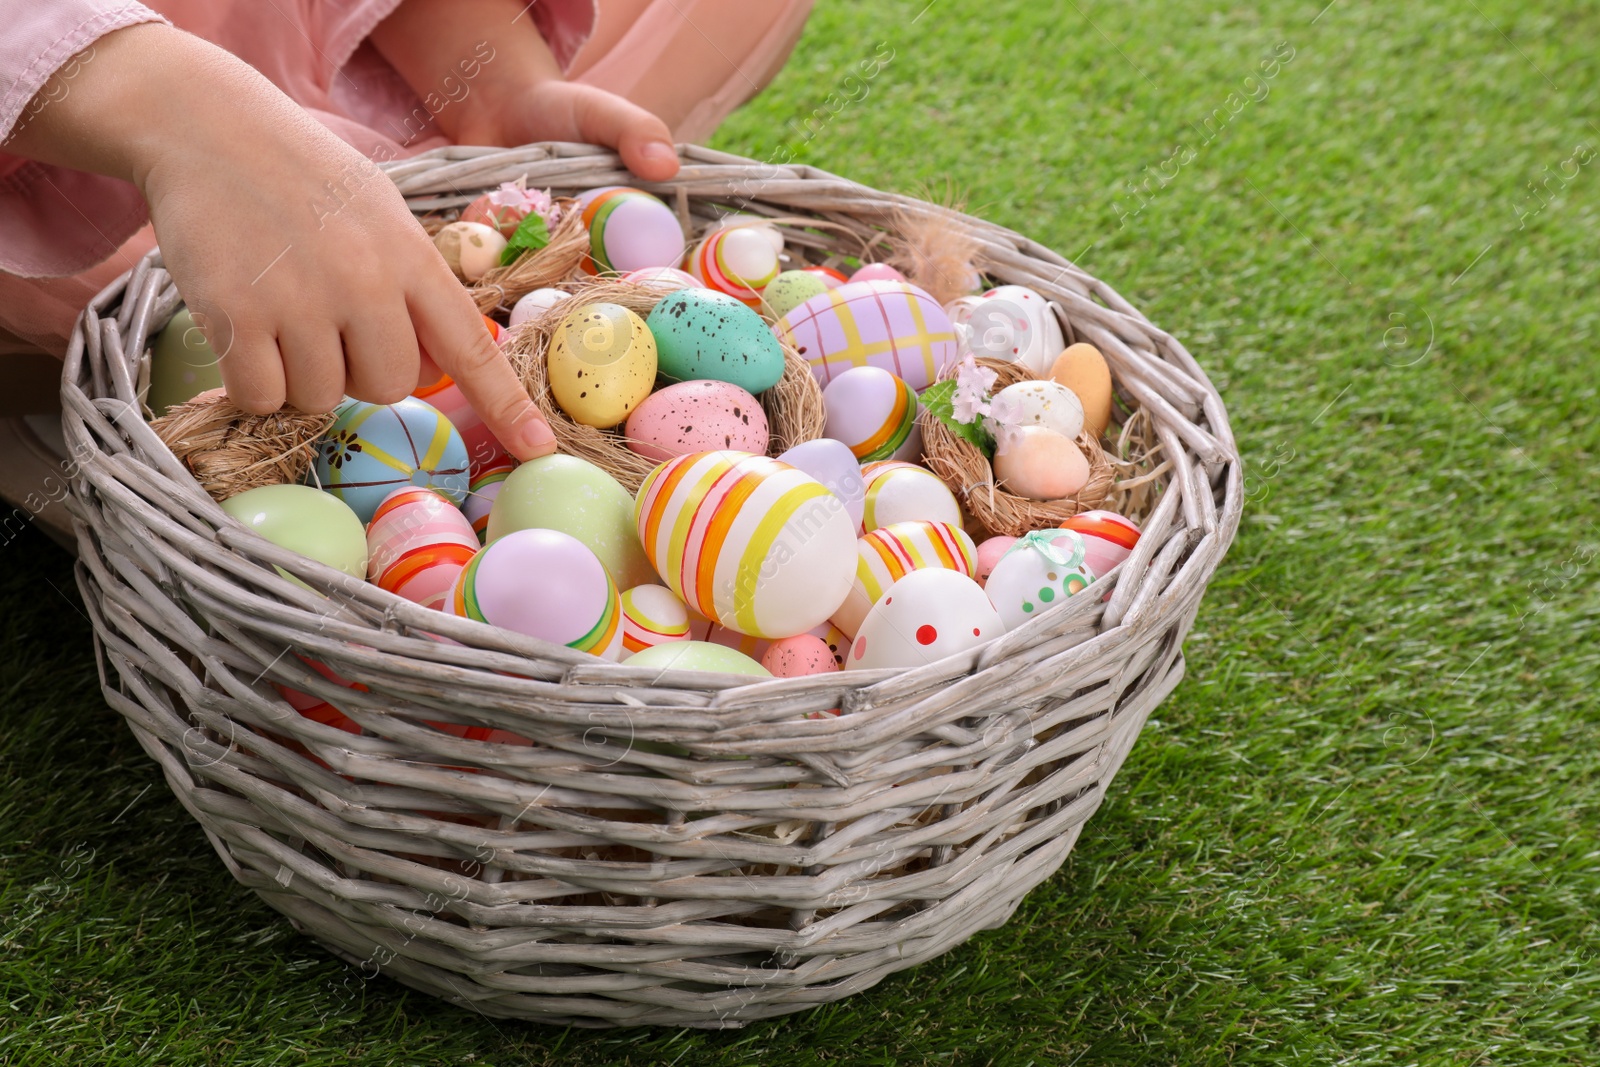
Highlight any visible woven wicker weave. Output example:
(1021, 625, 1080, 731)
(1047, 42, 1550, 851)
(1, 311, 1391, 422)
(60, 143, 1241, 1028)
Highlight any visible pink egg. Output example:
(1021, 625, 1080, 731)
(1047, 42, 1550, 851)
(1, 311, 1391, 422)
(851, 263, 907, 283)
(822, 366, 922, 462)
(621, 266, 700, 292)
(802, 265, 850, 289)
(763, 634, 841, 677)
(975, 536, 1018, 587)
(993, 427, 1091, 500)
(366, 487, 479, 610)
(1059, 510, 1142, 576)
(775, 279, 959, 391)
(624, 380, 769, 461)
(412, 374, 511, 480)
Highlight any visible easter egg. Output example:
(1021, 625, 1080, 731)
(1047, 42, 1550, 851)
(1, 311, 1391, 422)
(993, 426, 1090, 500)
(703, 621, 770, 662)
(833, 520, 979, 638)
(1060, 509, 1141, 576)
(461, 188, 539, 237)
(148, 308, 222, 415)
(621, 640, 770, 678)
(1049, 343, 1114, 437)
(851, 263, 906, 284)
(860, 460, 962, 532)
(508, 287, 570, 328)
(846, 569, 1002, 671)
(412, 372, 510, 478)
(775, 279, 958, 391)
(984, 530, 1096, 631)
(993, 380, 1084, 441)
(310, 397, 469, 523)
(624, 380, 769, 462)
(451, 529, 622, 659)
(706, 214, 785, 255)
(802, 265, 849, 289)
(486, 454, 654, 590)
(462, 463, 514, 543)
(622, 266, 699, 292)
(777, 438, 865, 530)
(546, 302, 658, 428)
(620, 584, 692, 654)
(434, 221, 507, 283)
(577, 186, 685, 275)
(704, 616, 848, 667)
(763, 634, 840, 677)
(760, 270, 829, 322)
(275, 657, 363, 735)
(646, 289, 787, 394)
(365, 487, 478, 610)
(221, 483, 368, 579)
(975, 535, 1018, 587)
(688, 227, 781, 304)
(951, 285, 1063, 376)
(822, 366, 922, 462)
(635, 451, 857, 639)
(808, 619, 851, 668)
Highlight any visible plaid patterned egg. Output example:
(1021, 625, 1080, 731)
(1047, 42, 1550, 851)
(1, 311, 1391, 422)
(774, 279, 959, 391)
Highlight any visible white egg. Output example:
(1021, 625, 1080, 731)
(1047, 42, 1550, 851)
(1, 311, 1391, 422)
(777, 438, 866, 530)
(984, 530, 1097, 631)
(993, 380, 1084, 440)
(509, 287, 571, 327)
(845, 569, 1002, 671)
(951, 285, 1064, 376)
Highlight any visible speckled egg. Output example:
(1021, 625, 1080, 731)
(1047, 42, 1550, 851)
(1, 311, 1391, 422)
(688, 227, 781, 305)
(451, 528, 622, 659)
(859, 460, 962, 533)
(833, 520, 978, 637)
(760, 270, 828, 322)
(775, 279, 958, 391)
(846, 569, 1002, 671)
(822, 366, 922, 462)
(508, 287, 570, 328)
(624, 379, 769, 461)
(620, 584, 692, 654)
(951, 285, 1063, 376)
(635, 451, 857, 639)
(763, 634, 841, 677)
(984, 529, 1097, 631)
(365, 487, 478, 610)
(975, 535, 1018, 587)
(310, 397, 469, 523)
(646, 288, 787, 394)
(851, 263, 906, 283)
(462, 463, 514, 543)
(221, 483, 369, 580)
(148, 308, 222, 415)
(1059, 509, 1141, 576)
(993, 426, 1090, 501)
(777, 438, 866, 530)
(487, 454, 655, 590)
(993, 379, 1084, 441)
(621, 640, 770, 677)
(622, 266, 700, 292)
(546, 302, 658, 428)
(577, 186, 686, 275)
(434, 221, 507, 283)
(1049, 343, 1114, 438)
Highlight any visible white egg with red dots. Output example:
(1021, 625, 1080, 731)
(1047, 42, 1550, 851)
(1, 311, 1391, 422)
(845, 569, 1003, 671)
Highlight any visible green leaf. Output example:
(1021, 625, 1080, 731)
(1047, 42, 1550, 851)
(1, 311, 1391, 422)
(920, 379, 995, 456)
(499, 212, 551, 266)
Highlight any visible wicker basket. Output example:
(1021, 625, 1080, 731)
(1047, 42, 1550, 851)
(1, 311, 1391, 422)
(60, 143, 1242, 1028)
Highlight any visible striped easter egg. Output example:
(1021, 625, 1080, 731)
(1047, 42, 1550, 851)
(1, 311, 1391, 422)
(687, 227, 780, 306)
(688, 614, 846, 666)
(860, 460, 962, 533)
(774, 279, 958, 391)
(577, 186, 685, 275)
(461, 463, 514, 544)
(310, 397, 468, 523)
(365, 487, 478, 610)
(634, 451, 857, 639)
(274, 656, 364, 736)
(450, 529, 623, 659)
(833, 520, 979, 637)
(1059, 510, 1142, 576)
(620, 585, 692, 654)
(822, 366, 922, 462)
(412, 371, 511, 479)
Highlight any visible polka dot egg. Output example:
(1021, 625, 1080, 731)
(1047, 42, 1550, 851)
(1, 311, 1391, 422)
(620, 584, 692, 655)
(822, 366, 922, 463)
(860, 460, 962, 533)
(834, 520, 978, 638)
(310, 396, 469, 524)
(450, 528, 622, 659)
(577, 186, 686, 275)
(984, 529, 1097, 632)
(846, 569, 1002, 671)
(366, 487, 478, 610)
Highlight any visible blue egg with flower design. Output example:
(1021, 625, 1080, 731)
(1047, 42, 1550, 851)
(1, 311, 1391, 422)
(309, 397, 469, 523)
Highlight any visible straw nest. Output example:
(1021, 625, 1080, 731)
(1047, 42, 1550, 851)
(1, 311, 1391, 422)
(148, 391, 334, 501)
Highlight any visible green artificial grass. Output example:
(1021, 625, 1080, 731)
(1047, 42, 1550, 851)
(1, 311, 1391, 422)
(4, 0, 1599, 1062)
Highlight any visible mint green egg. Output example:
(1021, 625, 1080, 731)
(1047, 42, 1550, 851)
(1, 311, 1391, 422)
(622, 640, 771, 677)
(484, 454, 655, 589)
(645, 289, 786, 394)
(761, 270, 828, 322)
(148, 308, 224, 415)
(221, 484, 368, 585)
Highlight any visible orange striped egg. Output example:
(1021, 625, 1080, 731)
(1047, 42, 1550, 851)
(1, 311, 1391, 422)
(620, 585, 692, 654)
(833, 520, 978, 637)
(1059, 510, 1142, 576)
(823, 366, 922, 462)
(366, 487, 479, 610)
(577, 186, 685, 275)
(635, 451, 857, 639)
(687, 227, 780, 306)
(859, 460, 962, 533)
(461, 463, 514, 544)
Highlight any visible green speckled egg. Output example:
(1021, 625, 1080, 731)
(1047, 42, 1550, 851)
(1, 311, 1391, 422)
(148, 308, 223, 415)
(547, 302, 657, 428)
(645, 289, 786, 394)
(760, 270, 828, 322)
(622, 640, 771, 677)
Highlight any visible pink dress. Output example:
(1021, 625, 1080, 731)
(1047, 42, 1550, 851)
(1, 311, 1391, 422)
(0, 0, 814, 358)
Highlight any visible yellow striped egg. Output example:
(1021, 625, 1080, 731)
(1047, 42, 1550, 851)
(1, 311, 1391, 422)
(620, 584, 692, 654)
(634, 451, 857, 639)
(833, 520, 978, 637)
(859, 460, 962, 533)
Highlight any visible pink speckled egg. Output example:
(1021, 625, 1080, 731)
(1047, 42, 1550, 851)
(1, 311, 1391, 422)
(624, 380, 769, 462)
(775, 279, 959, 391)
(851, 263, 906, 283)
(367, 487, 479, 610)
(822, 366, 922, 462)
(975, 535, 1018, 587)
(993, 427, 1090, 500)
(763, 634, 841, 677)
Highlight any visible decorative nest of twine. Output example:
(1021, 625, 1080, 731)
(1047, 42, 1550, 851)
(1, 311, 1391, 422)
(150, 390, 334, 502)
(505, 277, 825, 494)
(921, 357, 1141, 538)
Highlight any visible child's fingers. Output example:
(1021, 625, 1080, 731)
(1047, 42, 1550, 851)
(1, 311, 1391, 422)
(406, 281, 557, 461)
(567, 86, 680, 181)
(341, 303, 420, 407)
(278, 325, 348, 413)
(217, 327, 288, 415)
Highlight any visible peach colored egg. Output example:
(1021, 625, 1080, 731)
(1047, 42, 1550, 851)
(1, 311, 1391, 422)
(975, 535, 1018, 587)
(993, 427, 1090, 500)
(1049, 343, 1113, 437)
(624, 380, 769, 461)
(763, 634, 841, 677)
(851, 263, 906, 283)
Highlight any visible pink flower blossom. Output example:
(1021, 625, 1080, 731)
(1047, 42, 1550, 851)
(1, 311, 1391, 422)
(984, 389, 1027, 454)
(951, 354, 998, 423)
(486, 181, 559, 226)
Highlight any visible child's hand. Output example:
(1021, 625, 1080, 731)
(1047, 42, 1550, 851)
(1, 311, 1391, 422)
(8, 23, 558, 460)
